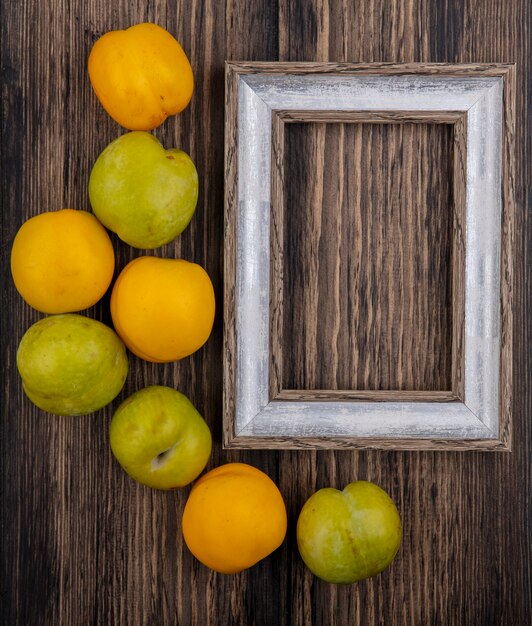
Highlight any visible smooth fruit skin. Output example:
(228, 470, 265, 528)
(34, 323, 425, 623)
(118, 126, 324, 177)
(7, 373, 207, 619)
(89, 132, 198, 249)
(10, 209, 115, 314)
(110, 256, 215, 362)
(109, 386, 212, 489)
(296, 481, 402, 584)
(16, 314, 128, 416)
(182, 463, 288, 574)
(88, 23, 194, 130)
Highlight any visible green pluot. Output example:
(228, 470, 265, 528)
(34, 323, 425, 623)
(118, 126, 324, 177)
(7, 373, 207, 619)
(89, 131, 198, 249)
(17, 314, 128, 415)
(296, 481, 402, 584)
(109, 386, 212, 490)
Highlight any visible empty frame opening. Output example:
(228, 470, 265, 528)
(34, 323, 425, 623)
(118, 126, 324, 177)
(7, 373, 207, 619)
(280, 121, 455, 393)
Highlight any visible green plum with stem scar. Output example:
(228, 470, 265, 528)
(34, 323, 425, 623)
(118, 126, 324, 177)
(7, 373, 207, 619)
(297, 481, 402, 584)
(89, 131, 198, 249)
(109, 385, 212, 489)
(16, 314, 128, 416)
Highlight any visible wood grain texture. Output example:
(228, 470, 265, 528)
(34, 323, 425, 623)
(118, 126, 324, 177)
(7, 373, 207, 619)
(1, 3, 530, 626)
(278, 110, 466, 123)
(227, 61, 517, 76)
(450, 114, 467, 402)
(276, 390, 459, 401)
(269, 110, 285, 400)
(227, 434, 512, 452)
(499, 63, 516, 450)
(279, 120, 455, 392)
(223, 63, 239, 442)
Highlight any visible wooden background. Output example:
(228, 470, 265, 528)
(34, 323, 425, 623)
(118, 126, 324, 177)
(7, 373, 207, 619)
(1, 1, 530, 624)
(282, 121, 455, 393)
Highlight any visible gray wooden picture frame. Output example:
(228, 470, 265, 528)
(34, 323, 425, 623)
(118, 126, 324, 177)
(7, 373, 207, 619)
(224, 62, 515, 450)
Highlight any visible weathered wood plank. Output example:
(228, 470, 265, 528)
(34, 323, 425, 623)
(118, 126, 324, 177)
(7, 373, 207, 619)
(280, 120, 455, 393)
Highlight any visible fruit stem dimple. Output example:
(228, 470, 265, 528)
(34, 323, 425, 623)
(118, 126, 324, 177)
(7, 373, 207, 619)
(151, 442, 178, 471)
